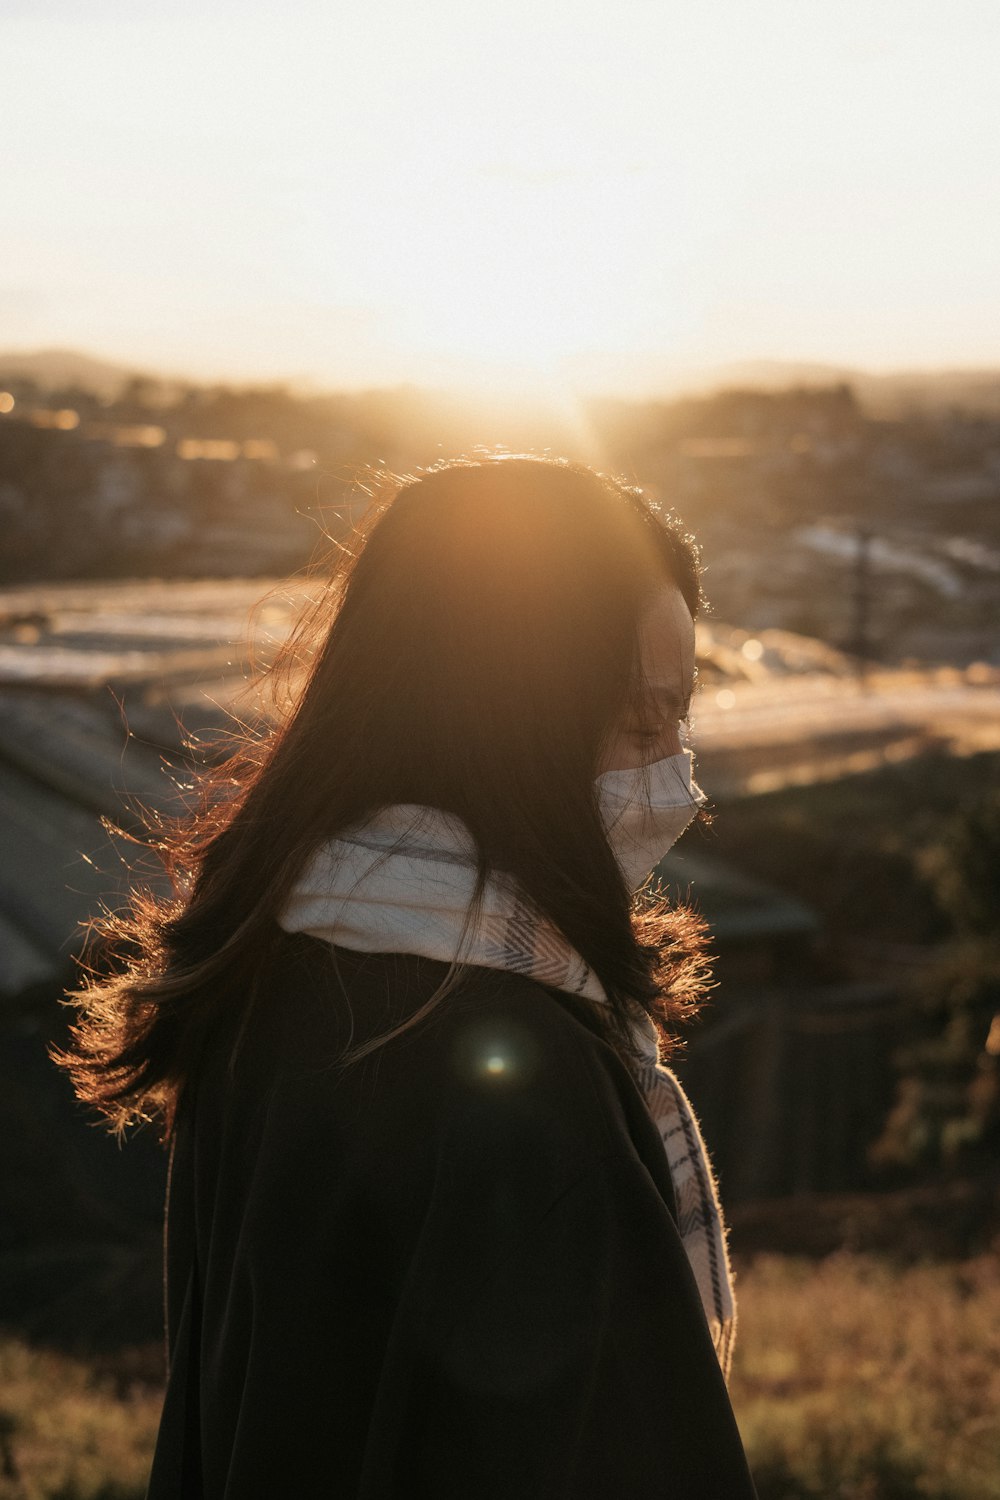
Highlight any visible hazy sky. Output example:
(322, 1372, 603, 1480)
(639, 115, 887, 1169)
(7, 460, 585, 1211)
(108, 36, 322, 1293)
(4, 0, 1000, 394)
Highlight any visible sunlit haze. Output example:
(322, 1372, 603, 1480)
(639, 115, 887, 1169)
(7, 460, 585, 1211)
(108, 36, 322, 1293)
(4, 0, 1000, 395)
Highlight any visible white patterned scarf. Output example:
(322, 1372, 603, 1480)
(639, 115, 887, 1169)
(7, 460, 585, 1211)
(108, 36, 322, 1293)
(279, 804, 738, 1382)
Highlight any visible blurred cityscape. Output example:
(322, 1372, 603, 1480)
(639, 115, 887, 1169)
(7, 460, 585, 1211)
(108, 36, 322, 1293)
(2, 353, 1000, 667)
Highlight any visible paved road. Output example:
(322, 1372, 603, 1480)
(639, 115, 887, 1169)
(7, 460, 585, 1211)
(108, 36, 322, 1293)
(2, 573, 997, 810)
(692, 671, 1000, 794)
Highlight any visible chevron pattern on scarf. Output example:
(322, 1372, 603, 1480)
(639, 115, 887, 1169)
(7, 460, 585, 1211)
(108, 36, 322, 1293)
(480, 897, 596, 995)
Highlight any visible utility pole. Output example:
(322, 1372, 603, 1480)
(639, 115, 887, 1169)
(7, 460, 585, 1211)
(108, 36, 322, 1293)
(850, 525, 873, 684)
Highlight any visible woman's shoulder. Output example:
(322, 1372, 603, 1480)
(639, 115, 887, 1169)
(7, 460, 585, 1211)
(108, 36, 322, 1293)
(178, 932, 681, 1321)
(248, 927, 613, 1057)
(229, 930, 654, 1177)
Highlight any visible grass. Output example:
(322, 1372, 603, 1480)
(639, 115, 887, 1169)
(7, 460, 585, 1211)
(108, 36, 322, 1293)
(1, 1251, 999, 1499)
(0, 1340, 161, 1500)
(730, 1251, 1000, 1500)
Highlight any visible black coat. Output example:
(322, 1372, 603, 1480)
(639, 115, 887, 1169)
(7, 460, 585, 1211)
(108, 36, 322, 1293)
(147, 930, 759, 1498)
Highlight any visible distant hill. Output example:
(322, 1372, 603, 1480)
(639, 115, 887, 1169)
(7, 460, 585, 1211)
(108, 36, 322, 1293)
(0, 348, 142, 399)
(852, 365, 1000, 416)
(728, 361, 1000, 416)
(2, 345, 1000, 416)
(647, 359, 1000, 415)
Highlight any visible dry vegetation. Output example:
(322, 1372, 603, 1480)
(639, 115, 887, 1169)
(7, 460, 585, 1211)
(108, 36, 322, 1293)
(731, 1251, 1000, 1499)
(2, 1251, 999, 1499)
(0, 1340, 160, 1500)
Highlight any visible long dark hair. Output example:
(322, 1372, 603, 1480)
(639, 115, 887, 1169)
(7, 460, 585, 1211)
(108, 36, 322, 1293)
(55, 455, 712, 1139)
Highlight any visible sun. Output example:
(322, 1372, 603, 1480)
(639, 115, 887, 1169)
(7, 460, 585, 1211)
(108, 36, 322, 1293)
(351, 153, 702, 401)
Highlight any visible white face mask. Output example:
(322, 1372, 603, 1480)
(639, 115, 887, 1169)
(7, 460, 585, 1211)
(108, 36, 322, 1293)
(595, 749, 707, 892)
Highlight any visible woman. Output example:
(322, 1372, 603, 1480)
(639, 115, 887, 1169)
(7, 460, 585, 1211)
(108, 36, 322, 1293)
(58, 455, 758, 1497)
